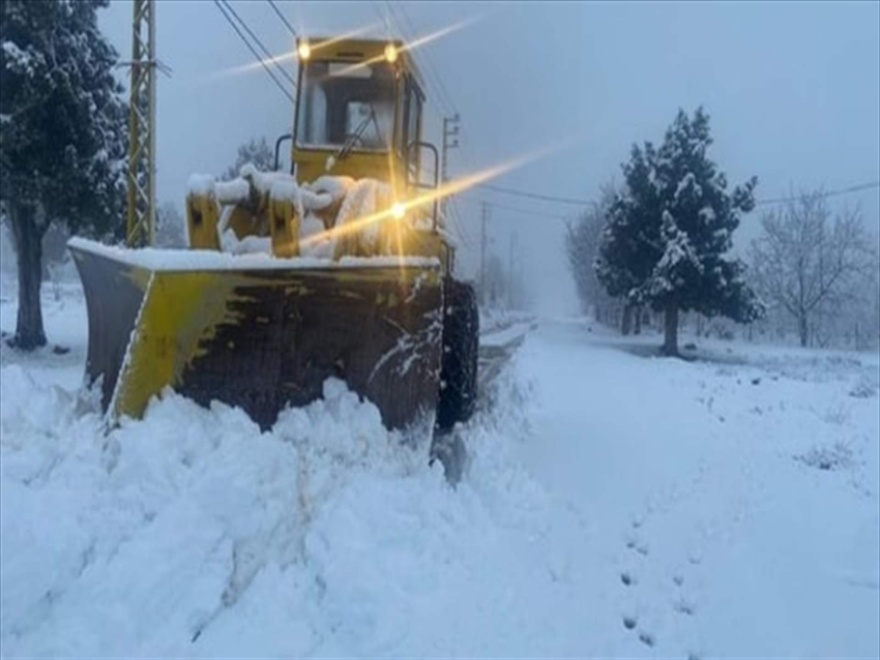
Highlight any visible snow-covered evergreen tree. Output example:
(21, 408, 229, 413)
(596, 107, 763, 355)
(222, 137, 275, 180)
(0, 0, 126, 349)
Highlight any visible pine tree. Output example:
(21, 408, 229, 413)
(0, 0, 126, 349)
(596, 108, 763, 355)
(222, 136, 275, 180)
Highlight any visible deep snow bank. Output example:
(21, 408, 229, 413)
(0, 349, 579, 657)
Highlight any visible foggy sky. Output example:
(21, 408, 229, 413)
(99, 0, 880, 316)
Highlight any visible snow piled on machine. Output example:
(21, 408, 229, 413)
(187, 164, 400, 260)
(0, 347, 579, 657)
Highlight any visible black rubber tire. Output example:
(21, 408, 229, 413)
(436, 278, 479, 431)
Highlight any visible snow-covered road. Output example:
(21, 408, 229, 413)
(1, 289, 878, 657)
(516, 320, 880, 657)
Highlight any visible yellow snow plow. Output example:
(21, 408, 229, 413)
(70, 36, 478, 432)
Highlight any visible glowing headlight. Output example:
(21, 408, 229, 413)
(297, 42, 311, 60)
(385, 43, 398, 63)
(391, 202, 406, 220)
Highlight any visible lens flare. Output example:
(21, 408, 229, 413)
(399, 17, 475, 53)
(391, 202, 406, 219)
(208, 23, 382, 80)
(332, 17, 477, 78)
(300, 144, 559, 251)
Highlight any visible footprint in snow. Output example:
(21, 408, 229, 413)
(674, 598, 696, 616)
(620, 571, 635, 587)
(622, 615, 637, 630)
(626, 537, 649, 556)
(638, 630, 656, 647)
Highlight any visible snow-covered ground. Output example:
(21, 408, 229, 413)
(1, 285, 878, 657)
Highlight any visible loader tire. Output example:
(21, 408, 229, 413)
(436, 278, 479, 431)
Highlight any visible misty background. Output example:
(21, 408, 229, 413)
(97, 0, 880, 317)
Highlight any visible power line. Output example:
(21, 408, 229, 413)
(755, 180, 880, 207)
(219, 0, 297, 89)
(375, 1, 455, 125)
(458, 195, 572, 222)
(476, 182, 589, 206)
(448, 198, 475, 248)
(476, 178, 880, 210)
(214, 0, 294, 104)
(266, 0, 298, 38)
(369, 1, 393, 41)
(392, 2, 457, 116)
(461, 178, 880, 225)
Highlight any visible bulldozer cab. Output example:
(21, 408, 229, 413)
(286, 38, 445, 246)
(290, 38, 427, 193)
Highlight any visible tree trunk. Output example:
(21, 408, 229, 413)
(633, 305, 642, 335)
(8, 205, 47, 350)
(662, 302, 679, 356)
(797, 313, 809, 348)
(621, 304, 633, 336)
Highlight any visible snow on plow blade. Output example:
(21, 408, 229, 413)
(69, 238, 443, 430)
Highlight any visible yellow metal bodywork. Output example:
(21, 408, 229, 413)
(268, 195, 301, 258)
(112, 271, 242, 420)
(185, 189, 221, 250)
(71, 240, 444, 429)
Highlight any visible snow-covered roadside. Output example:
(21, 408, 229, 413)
(515, 320, 880, 658)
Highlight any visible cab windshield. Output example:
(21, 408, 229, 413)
(295, 60, 395, 151)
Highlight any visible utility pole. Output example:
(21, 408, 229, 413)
(508, 231, 518, 309)
(125, 0, 158, 247)
(441, 114, 459, 220)
(480, 202, 489, 307)
(441, 114, 460, 183)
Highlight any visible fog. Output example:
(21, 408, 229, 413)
(99, 1, 880, 316)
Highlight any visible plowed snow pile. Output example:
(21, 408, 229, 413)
(0, 359, 576, 657)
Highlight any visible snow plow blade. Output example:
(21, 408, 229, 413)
(69, 238, 443, 430)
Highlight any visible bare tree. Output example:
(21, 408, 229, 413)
(565, 184, 625, 328)
(485, 253, 507, 308)
(750, 190, 874, 348)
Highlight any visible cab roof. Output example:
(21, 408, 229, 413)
(297, 36, 427, 99)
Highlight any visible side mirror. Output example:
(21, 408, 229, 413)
(406, 141, 440, 229)
(274, 133, 292, 173)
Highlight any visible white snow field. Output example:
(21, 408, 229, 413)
(1, 285, 878, 658)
